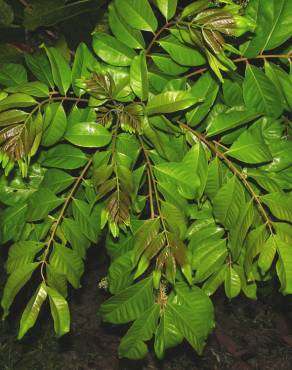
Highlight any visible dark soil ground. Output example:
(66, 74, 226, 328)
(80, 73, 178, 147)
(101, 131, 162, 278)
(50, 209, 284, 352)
(1, 247, 292, 370)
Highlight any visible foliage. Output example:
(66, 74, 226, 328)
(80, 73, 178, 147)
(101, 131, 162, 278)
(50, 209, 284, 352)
(0, 0, 292, 361)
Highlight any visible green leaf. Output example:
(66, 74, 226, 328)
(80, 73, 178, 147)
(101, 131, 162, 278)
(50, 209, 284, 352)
(5, 81, 49, 98)
(0, 63, 27, 87)
(0, 110, 28, 126)
(40, 144, 88, 169)
(186, 73, 219, 127)
(100, 277, 154, 324)
(206, 106, 260, 136)
(213, 176, 245, 230)
(243, 0, 292, 57)
(1, 262, 40, 319)
(42, 103, 67, 147)
(227, 128, 272, 164)
(0, 93, 36, 112)
(205, 157, 224, 201)
(202, 265, 227, 296)
(156, 0, 177, 20)
(62, 218, 90, 259)
(25, 52, 54, 88)
(6, 241, 44, 274)
(27, 188, 64, 222)
(151, 54, 188, 76)
(159, 35, 205, 66)
(108, 3, 145, 49)
(44, 46, 71, 95)
(130, 51, 148, 101)
(72, 199, 99, 243)
(154, 305, 183, 359)
(168, 283, 214, 354)
(118, 304, 160, 359)
(114, 0, 158, 32)
(50, 243, 84, 289)
(108, 251, 134, 294)
(47, 286, 70, 337)
(243, 64, 283, 118)
(147, 90, 200, 115)
(18, 282, 47, 339)
(65, 122, 112, 148)
(93, 32, 136, 67)
(0, 203, 28, 244)
(224, 266, 241, 299)
(154, 160, 200, 200)
(41, 169, 74, 194)
(0, 0, 14, 27)
(23, 0, 106, 30)
(258, 236, 277, 274)
(276, 238, 292, 294)
(261, 192, 292, 223)
(72, 42, 97, 96)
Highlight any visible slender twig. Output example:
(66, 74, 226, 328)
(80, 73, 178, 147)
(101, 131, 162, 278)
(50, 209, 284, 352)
(184, 53, 292, 79)
(40, 158, 93, 281)
(145, 21, 176, 55)
(179, 122, 274, 236)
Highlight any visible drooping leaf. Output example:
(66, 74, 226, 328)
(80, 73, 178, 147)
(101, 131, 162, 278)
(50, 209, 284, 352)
(1, 262, 40, 319)
(42, 103, 67, 147)
(224, 265, 241, 299)
(18, 282, 47, 339)
(261, 192, 292, 223)
(47, 286, 70, 337)
(27, 188, 64, 222)
(130, 51, 148, 101)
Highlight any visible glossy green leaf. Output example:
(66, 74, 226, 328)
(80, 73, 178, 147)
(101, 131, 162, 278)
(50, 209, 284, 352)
(62, 218, 90, 259)
(25, 52, 54, 88)
(0, 110, 28, 126)
(93, 32, 136, 67)
(261, 192, 292, 223)
(41, 169, 75, 194)
(114, 0, 158, 32)
(1, 262, 40, 319)
(159, 35, 205, 66)
(108, 4, 145, 49)
(118, 304, 160, 359)
(5, 81, 49, 98)
(243, 64, 283, 118)
(224, 266, 241, 299)
(65, 122, 112, 148)
(42, 103, 67, 147)
(0, 63, 27, 87)
(27, 188, 64, 222)
(147, 90, 200, 115)
(168, 283, 214, 354)
(44, 46, 71, 95)
(0, 93, 36, 112)
(50, 243, 84, 289)
(243, 0, 292, 57)
(18, 282, 47, 339)
(130, 51, 148, 101)
(213, 176, 245, 230)
(40, 144, 88, 169)
(47, 286, 70, 337)
(156, 0, 177, 20)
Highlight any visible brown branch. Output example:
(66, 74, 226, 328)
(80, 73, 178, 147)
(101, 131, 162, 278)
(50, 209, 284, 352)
(40, 158, 93, 281)
(184, 53, 292, 79)
(146, 21, 176, 55)
(179, 122, 274, 236)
